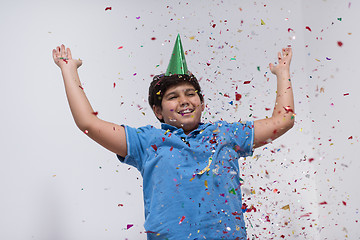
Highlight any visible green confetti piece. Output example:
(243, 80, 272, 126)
(230, 57, 236, 60)
(229, 188, 236, 195)
(257, 66, 261, 71)
(337, 18, 342, 21)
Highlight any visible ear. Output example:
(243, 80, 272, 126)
(201, 101, 205, 112)
(152, 105, 163, 120)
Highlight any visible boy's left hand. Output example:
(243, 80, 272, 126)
(269, 47, 292, 76)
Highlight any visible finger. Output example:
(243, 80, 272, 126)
(60, 44, 67, 57)
(52, 49, 57, 60)
(67, 48, 72, 59)
(278, 52, 282, 61)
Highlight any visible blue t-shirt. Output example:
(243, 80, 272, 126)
(117, 120, 254, 240)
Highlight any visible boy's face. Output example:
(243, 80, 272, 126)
(153, 83, 204, 134)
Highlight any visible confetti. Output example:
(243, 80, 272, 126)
(288, 28, 294, 32)
(235, 93, 242, 101)
(243, 81, 251, 84)
(305, 26, 312, 32)
(343, 92, 349, 96)
(260, 19, 265, 25)
(105, 7, 112, 11)
(151, 37, 156, 40)
(179, 216, 186, 224)
(281, 204, 290, 210)
(151, 145, 157, 151)
(337, 41, 343, 47)
(127, 224, 134, 229)
(319, 201, 328, 205)
(204, 180, 208, 188)
(136, 16, 140, 19)
(118, 46, 123, 49)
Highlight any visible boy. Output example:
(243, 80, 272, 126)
(52, 34, 294, 239)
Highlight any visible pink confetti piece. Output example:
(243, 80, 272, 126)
(127, 224, 133, 229)
(105, 7, 112, 11)
(136, 16, 140, 19)
(305, 26, 312, 32)
(84, 130, 89, 134)
(118, 46, 123, 49)
(179, 216, 185, 224)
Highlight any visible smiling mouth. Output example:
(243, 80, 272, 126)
(178, 109, 194, 115)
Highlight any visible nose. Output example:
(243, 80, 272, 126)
(178, 94, 190, 107)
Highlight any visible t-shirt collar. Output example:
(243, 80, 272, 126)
(161, 122, 209, 136)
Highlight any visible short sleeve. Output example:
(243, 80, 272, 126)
(116, 125, 154, 171)
(228, 121, 254, 157)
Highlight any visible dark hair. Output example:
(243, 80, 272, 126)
(148, 74, 204, 122)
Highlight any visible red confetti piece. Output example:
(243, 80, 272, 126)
(92, 111, 98, 116)
(235, 93, 242, 101)
(79, 85, 84, 90)
(113, 82, 116, 88)
(300, 213, 312, 218)
(305, 26, 312, 32)
(337, 41, 343, 47)
(151, 37, 156, 40)
(151, 145, 157, 151)
(288, 28, 294, 32)
(342, 201, 347, 206)
(62, 59, 68, 64)
(243, 81, 251, 84)
(118, 204, 124, 207)
(105, 7, 112, 11)
(319, 201, 328, 205)
(84, 130, 89, 134)
(265, 107, 271, 111)
(206, 63, 211, 66)
(126, 224, 133, 229)
(212, 24, 216, 28)
(343, 92, 349, 96)
(118, 46, 123, 49)
(308, 158, 315, 163)
(179, 216, 186, 224)
(170, 146, 173, 151)
(348, 136, 353, 140)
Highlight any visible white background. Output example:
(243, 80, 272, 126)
(0, 0, 359, 239)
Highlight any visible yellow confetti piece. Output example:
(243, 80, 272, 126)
(189, 36, 195, 40)
(204, 180, 208, 188)
(261, 19, 265, 25)
(189, 177, 195, 181)
(197, 157, 213, 175)
(281, 204, 290, 210)
(156, 90, 161, 95)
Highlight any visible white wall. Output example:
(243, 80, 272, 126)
(0, 0, 358, 239)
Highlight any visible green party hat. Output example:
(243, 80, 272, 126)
(165, 34, 189, 76)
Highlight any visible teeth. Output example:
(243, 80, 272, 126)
(179, 109, 193, 114)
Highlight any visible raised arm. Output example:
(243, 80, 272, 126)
(253, 48, 295, 148)
(52, 44, 127, 157)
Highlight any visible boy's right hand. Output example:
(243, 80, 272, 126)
(52, 44, 82, 70)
